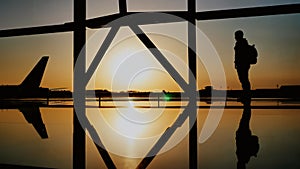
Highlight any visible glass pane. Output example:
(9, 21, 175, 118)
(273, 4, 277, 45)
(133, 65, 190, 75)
(0, 1, 72, 29)
(128, 0, 187, 11)
(197, 14, 300, 89)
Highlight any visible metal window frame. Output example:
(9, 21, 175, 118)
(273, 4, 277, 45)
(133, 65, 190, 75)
(0, 1, 299, 169)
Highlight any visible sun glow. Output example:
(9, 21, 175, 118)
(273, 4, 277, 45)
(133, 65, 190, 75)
(98, 40, 182, 91)
(112, 101, 146, 139)
(86, 27, 189, 92)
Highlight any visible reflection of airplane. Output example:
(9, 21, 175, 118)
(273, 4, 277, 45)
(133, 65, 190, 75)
(0, 100, 48, 139)
(0, 56, 49, 99)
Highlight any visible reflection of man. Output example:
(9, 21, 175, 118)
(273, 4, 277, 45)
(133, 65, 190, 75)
(236, 101, 259, 169)
(234, 30, 251, 101)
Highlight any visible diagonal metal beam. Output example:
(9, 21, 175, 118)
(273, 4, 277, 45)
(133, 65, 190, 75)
(129, 24, 189, 92)
(136, 102, 195, 169)
(85, 26, 120, 85)
(86, 121, 117, 169)
(94, 143, 117, 169)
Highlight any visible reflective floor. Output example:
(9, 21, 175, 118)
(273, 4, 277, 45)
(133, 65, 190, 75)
(0, 101, 299, 169)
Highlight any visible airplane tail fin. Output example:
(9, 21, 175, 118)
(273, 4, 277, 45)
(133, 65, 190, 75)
(20, 56, 49, 88)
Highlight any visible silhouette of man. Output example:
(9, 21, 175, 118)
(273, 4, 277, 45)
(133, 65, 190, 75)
(236, 101, 259, 169)
(234, 30, 251, 100)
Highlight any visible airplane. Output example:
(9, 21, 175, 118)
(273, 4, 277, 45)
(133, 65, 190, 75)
(0, 56, 49, 99)
(0, 56, 50, 139)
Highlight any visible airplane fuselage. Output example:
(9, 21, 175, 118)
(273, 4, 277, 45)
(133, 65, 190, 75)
(0, 85, 49, 99)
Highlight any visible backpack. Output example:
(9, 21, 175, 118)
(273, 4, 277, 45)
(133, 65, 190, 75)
(248, 44, 258, 64)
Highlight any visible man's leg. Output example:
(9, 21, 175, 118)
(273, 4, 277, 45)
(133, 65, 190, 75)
(237, 67, 250, 91)
(237, 66, 251, 102)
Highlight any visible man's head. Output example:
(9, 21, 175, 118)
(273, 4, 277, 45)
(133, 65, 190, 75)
(235, 30, 244, 41)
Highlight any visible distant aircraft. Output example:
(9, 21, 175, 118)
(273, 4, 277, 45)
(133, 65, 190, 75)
(0, 56, 49, 99)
